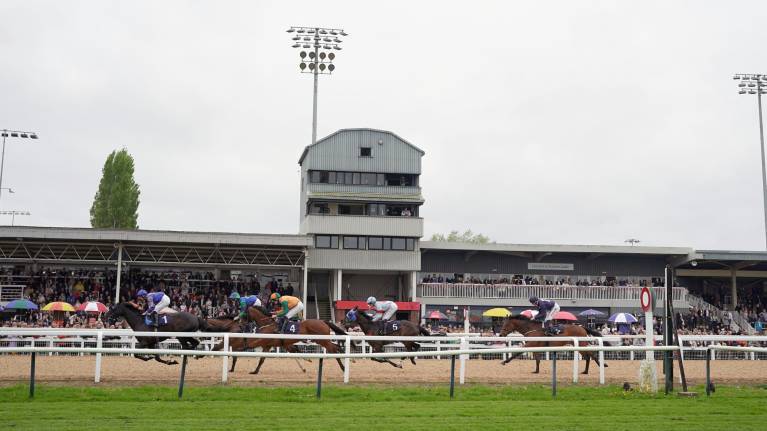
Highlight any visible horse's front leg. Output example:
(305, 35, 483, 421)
(134, 354, 153, 362)
(533, 354, 541, 374)
(583, 354, 591, 374)
(250, 357, 267, 375)
(501, 352, 523, 365)
(154, 355, 179, 366)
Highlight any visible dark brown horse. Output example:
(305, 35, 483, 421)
(343, 306, 434, 368)
(206, 317, 309, 373)
(499, 315, 608, 374)
(243, 306, 348, 375)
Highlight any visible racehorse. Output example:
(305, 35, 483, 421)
(206, 317, 310, 374)
(242, 306, 348, 375)
(343, 306, 433, 368)
(498, 315, 608, 374)
(104, 302, 208, 365)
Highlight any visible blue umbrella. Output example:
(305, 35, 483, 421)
(4, 299, 39, 310)
(608, 312, 637, 324)
(579, 309, 606, 317)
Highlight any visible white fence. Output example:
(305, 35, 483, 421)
(2, 329, 766, 387)
(418, 283, 688, 302)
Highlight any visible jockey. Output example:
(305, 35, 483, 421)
(270, 293, 304, 329)
(229, 292, 262, 321)
(366, 296, 398, 322)
(137, 289, 171, 327)
(529, 296, 560, 334)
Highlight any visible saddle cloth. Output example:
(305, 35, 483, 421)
(546, 324, 564, 335)
(382, 320, 402, 335)
(281, 320, 301, 334)
(144, 314, 172, 327)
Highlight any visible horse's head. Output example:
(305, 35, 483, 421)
(499, 315, 530, 337)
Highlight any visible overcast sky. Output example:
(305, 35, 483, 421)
(1, 1, 767, 250)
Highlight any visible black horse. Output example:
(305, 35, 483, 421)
(104, 302, 208, 365)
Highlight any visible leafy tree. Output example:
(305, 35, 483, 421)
(430, 230, 492, 244)
(90, 149, 140, 229)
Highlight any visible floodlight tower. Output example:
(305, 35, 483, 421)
(734, 74, 767, 249)
(287, 26, 348, 146)
(0, 129, 38, 206)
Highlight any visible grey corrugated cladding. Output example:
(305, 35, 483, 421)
(299, 128, 424, 174)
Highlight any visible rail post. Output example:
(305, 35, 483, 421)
(221, 334, 229, 384)
(94, 331, 103, 383)
(705, 347, 711, 397)
(571, 337, 579, 383)
(458, 337, 468, 384)
(316, 357, 324, 399)
(29, 351, 36, 398)
(449, 353, 456, 399)
(343, 335, 350, 384)
(597, 337, 605, 385)
(551, 351, 557, 398)
(178, 355, 188, 399)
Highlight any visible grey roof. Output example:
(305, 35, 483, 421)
(0, 226, 312, 247)
(420, 241, 693, 256)
(298, 128, 426, 165)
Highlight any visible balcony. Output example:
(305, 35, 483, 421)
(301, 214, 423, 237)
(417, 283, 689, 310)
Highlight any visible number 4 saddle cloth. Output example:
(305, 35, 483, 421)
(281, 319, 301, 334)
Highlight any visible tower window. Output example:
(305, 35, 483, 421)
(360, 147, 372, 157)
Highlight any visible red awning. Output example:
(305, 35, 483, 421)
(334, 301, 421, 311)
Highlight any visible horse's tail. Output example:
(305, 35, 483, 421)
(585, 327, 610, 345)
(326, 321, 348, 335)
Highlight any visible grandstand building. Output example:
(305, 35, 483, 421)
(1, 128, 766, 332)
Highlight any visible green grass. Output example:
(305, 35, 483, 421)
(1, 384, 765, 430)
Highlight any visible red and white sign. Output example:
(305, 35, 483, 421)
(640, 287, 652, 312)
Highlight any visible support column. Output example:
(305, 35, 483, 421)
(409, 271, 418, 302)
(334, 269, 343, 301)
(302, 250, 309, 320)
(730, 267, 738, 310)
(114, 243, 123, 304)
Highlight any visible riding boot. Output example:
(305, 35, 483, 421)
(150, 311, 158, 327)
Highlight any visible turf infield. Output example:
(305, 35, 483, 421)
(1, 384, 764, 430)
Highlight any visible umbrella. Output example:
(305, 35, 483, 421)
(554, 311, 578, 321)
(427, 311, 448, 320)
(520, 309, 539, 319)
(76, 301, 108, 313)
(580, 309, 606, 317)
(482, 308, 511, 318)
(42, 302, 76, 312)
(4, 299, 38, 310)
(608, 312, 638, 324)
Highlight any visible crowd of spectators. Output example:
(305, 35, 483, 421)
(0, 268, 296, 327)
(421, 273, 664, 287)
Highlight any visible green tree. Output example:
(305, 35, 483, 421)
(90, 149, 140, 229)
(430, 229, 492, 244)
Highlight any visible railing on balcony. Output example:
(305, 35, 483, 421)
(418, 283, 687, 303)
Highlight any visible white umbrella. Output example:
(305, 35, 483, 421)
(608, 312, 638, 324)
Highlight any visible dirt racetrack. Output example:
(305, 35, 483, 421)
(1, 354, 765, 386)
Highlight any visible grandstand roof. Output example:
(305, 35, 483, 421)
(420, 241, 692, 256)
(298, 128, 426, 165)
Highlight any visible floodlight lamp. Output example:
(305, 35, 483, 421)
(319, 63, 326, 71)
(10, 133, 18, 137)
(734, 75, 740, 80)
(333, 46, 341, 50)
(292, 36, 300, 41)
(0, 133, 7, 137)
(30, 134, 38, 139)
(330, 31, 338, 35)
(20, 133, 27, 138)
(308, 51, 316, 59)
(323, 37, 331, 42)
(749, 90, 757, 94)
(300, 51, 307, 58)
(299, 63, 307, 70)
(319, 52, 326, 59)
(308, 63, 315, 70)
(739, 83, 746, 87)
(287, 28, 295, 33)
(307, 29, 315, 33)
(333, 38, 341, 43)
(323, 45, 331, 49)
(292, 44, 301, 48)
(328, 63, 335, 72)
(340, 31, 348, 36)
(740, 90, 747, 94)
(328, 53, 335, 60)
(297, 29, 305, 33)
(303, 44, 310, 48)
(303, 37, 310, 41)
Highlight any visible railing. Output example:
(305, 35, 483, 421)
(687, 293, 755, 335)
(0, 284, 24, 302)
(418, 283, 687, 302)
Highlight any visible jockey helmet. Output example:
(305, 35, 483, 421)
(366, 296, 376, 305)
(136, 289, 148, 298)
(229, 292, 240, 300)
(528, 296, 538, 304)
(270, 292, 281, 301)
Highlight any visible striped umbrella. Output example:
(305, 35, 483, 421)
(4, 299, 38, 310)
(76, 301, 108, 313)
(520, 309, 539, 319)
(42, 301, 76, 312)
(579, 309, 606, 317)
(608, 312, 638, 324)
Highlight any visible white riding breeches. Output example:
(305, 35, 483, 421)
(382, 306, 398, 321)
(543, 304, 560, 325)
(284, 301, 304, 320)
(153, 296, 171, 314)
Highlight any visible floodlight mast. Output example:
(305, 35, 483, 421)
(287, 26, 347, 147)
(734, 74, 767, 249)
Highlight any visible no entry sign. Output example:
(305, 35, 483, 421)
(640, 287, 654, 312)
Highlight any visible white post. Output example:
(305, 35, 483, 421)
(115, 243, 123, 304)
(221, 334, 229, 384)
(302, 251, 309, 321)
(597, 338, 605, 385)
(459, 337, 468, 384)
(94, 331, 103, 383)
(571, 337, 579, 383)
(48, 339, 53, 356)
(409, 271, 417, 302)
(464, 307, 470, 333)
(343, 335, 350, 384)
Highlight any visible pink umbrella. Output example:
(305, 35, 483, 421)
(554, 311, 578, 321)
(76, 301, 109, 313)
(427, 310, 448, 320)
(520, 309, 539, 319)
